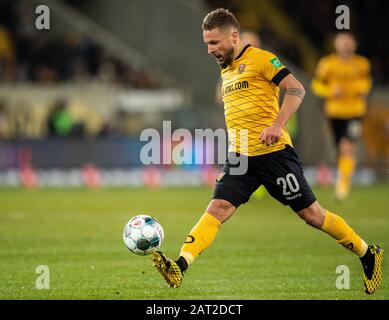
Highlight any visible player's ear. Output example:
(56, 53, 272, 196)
(231, 29, 239, 45)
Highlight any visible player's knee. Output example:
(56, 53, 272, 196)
(302, 214, 322, 228)
(339, 138, 354, 155)
(206, 199, 235, 223)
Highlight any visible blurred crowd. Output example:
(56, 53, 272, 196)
(1, 1, 388, 85)
(0, 96, 147, 141)
(278, 0, 389, 84)
(0, 0, 156, 87)
(205, 0, 389, 85)
(0, 0, 160, 141)
(0, 0, 388, 142)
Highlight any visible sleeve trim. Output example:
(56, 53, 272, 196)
(271, 68, 291, 85)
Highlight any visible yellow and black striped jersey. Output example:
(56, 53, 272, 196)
(221, 45, 292, 156)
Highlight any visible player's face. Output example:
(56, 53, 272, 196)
(203, 27, 237, 68)
(334, 34, 356, 58)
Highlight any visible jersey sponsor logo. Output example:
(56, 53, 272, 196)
(270, 57, 283, 69)
(238, 64, 246, 74)
(285, 193, 302, 200)
(223, 80, 249, 95)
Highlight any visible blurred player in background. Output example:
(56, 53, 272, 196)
(152, 9, 383, 294)
(312, 32, 372, 200)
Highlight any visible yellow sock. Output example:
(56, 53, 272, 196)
(180, 212, 221, 266)
(336, 155, 355, 198)
(338, 155, 355, 177)
(321, 210, 368, 257)
(338, 155, 355, 185)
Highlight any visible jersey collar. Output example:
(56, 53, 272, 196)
(235, 44, 251, 61)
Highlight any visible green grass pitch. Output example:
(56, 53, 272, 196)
(0, 185, 388, 300)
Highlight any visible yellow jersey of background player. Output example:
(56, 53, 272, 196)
(312, 32, 372, 200)
(312, 41, 371, 119)
(221, 45, 292, 156)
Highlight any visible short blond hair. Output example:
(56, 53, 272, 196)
(202, 8, 240, 31)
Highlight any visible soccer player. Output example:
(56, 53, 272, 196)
(152, 8, 383, 294)
(312, 32, 372, 200)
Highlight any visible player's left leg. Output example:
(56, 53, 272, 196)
(297, 201, 367, 255)
(335, 137, 356, 200)
(331, 118, 362, 200)
(260, 145, 383, 294)
(297, 200, 384, 294)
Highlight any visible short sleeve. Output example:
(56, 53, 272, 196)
(256, 50, 290, 85)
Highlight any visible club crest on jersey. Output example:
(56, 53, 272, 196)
(238, 64, 246, 74)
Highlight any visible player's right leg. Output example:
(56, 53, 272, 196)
(152, 251, 184, 288)
(152, 199, 235, 288)
(152, 153, 258, 288)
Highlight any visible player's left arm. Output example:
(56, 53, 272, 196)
(354, 58, 372, 97)
(260, 74, 305, 145)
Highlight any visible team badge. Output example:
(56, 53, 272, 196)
(238, 64, 246, 74)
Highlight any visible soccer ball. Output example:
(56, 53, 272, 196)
(123, 215, 164, 256)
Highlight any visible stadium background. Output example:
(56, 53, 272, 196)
(0, 0, 388, 300)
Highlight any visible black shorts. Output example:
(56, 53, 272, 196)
(212, 145, 316, 212)
(329, 118, 363, 146)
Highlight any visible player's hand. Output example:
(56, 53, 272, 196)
(259, 124, 283, 146)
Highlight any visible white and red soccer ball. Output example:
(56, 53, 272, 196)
(123, 215, 164, 256)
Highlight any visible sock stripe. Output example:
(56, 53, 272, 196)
(322, 210, 368, 257)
